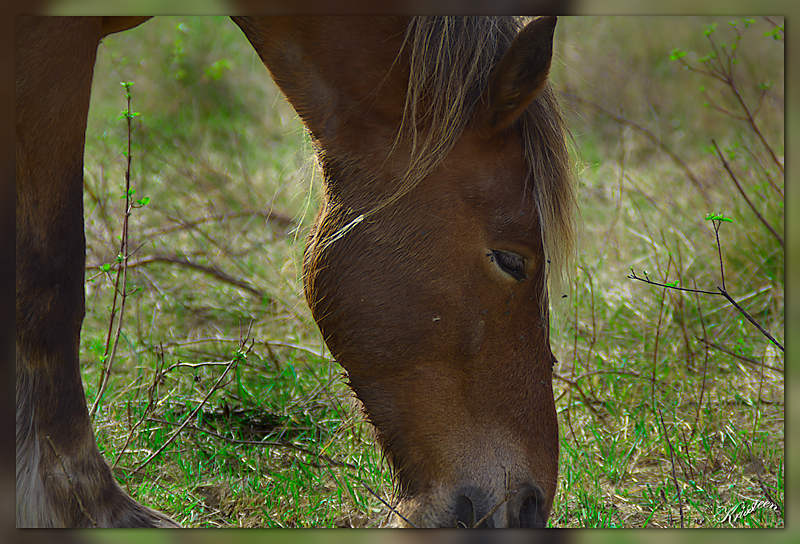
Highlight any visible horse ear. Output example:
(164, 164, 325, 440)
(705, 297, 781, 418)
(478, 16, 557, 134)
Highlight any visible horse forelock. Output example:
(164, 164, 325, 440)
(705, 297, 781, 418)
(386, 16, 576, 303)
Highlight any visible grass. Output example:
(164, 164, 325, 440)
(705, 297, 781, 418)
(80, 16, 783, 528)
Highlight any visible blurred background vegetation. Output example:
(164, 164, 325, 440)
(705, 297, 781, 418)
(80, 16, 783, 528)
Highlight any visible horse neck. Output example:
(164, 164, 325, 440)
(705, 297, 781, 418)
(234, 16, 412, 172)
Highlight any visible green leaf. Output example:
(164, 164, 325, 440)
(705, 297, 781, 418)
(666, 281, 679, 288)
(764, 25, 783, 40)
(705, 213, 734, 223)
(118, 109, 140, 120)
(204, 59, 232, 81)
(669, 48, 687, 61)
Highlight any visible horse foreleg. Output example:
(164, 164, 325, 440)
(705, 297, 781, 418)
(15, 16, 177, 528)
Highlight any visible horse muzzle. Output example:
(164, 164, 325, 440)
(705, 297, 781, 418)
(392, 480, 549, 528)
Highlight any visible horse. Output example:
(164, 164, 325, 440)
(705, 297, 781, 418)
(16, 15, 575, 528)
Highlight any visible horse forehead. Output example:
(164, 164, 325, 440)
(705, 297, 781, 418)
(442, 128, 531, 209)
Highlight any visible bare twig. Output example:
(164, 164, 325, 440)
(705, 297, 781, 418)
(473, 491, 513, 528)
(566, 369, 648, 381)
(658, 411, 684, 528)
(162, 360, 234, 373)
(711, 140, 783, 249)
(148, 415, 416, 527)
(143, 209, 294, 237)
(112, 345, 166, 471)
(357, 480, 417, 528)
(630, 264, 783, 353)
(698, 338, 783, 372)
(561, 92, 708, 203)
(553, 373, 600, 416)
(650, 256, 672, 407)
(146, 417, 355, 469)
(715, 287, 783, 352)
(628, 269, 718, 296)
(709, 218, 727, 291)
(90, 254, 264, 297)
(90, 83, 137, 418)
(691, 280, 710, 442)
(743, 441, 783, 519)
(677, 24, 784, 177)
(133, 337, 252, 473)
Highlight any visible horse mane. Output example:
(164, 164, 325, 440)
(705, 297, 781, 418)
(387, 16, 576, 299)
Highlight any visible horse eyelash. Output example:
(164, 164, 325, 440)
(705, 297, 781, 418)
(489, 250, 528, 281)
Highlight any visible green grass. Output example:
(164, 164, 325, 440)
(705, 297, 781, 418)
(80, 16, 783, 528)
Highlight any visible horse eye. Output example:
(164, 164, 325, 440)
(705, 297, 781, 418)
(490, 250, 528, 281)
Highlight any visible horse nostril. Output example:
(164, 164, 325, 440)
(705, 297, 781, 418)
(517, 491, 546, 528)
(453, 494, 475, 528)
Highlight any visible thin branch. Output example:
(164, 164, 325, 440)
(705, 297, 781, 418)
(628, 269, 720, 296)
(631, 268, 783, 353)
(133, 341, 249, 473)
(658, 411, 684, 528)
(743, 441, 783, 519)
(560, 92, 708, 203)
(691, 280, 710, 442)
(90, 254, 263, 297)
(702, 96, 749, 122)
(473, 491, 512, 528)
(131, 337, 327, 361)
(112, 346, 165, 471)
(698, 338, 783, 372)
(711, 140, 783, 248)
(650, 255, 673, 407)
(725, 74, 784, 177)
(711, 219, 726, 291)
(90, 84, 136, 418)
(553, 373, 600, 416)
(162, 360, 233, 373)
(144, 209, 294, 237)
(147, 416, 417, 527)
(146, 417, 355, 470)
(716, 287, 783, 352)
(567, 369, 648, 381)
(357, 480, 417, 528)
